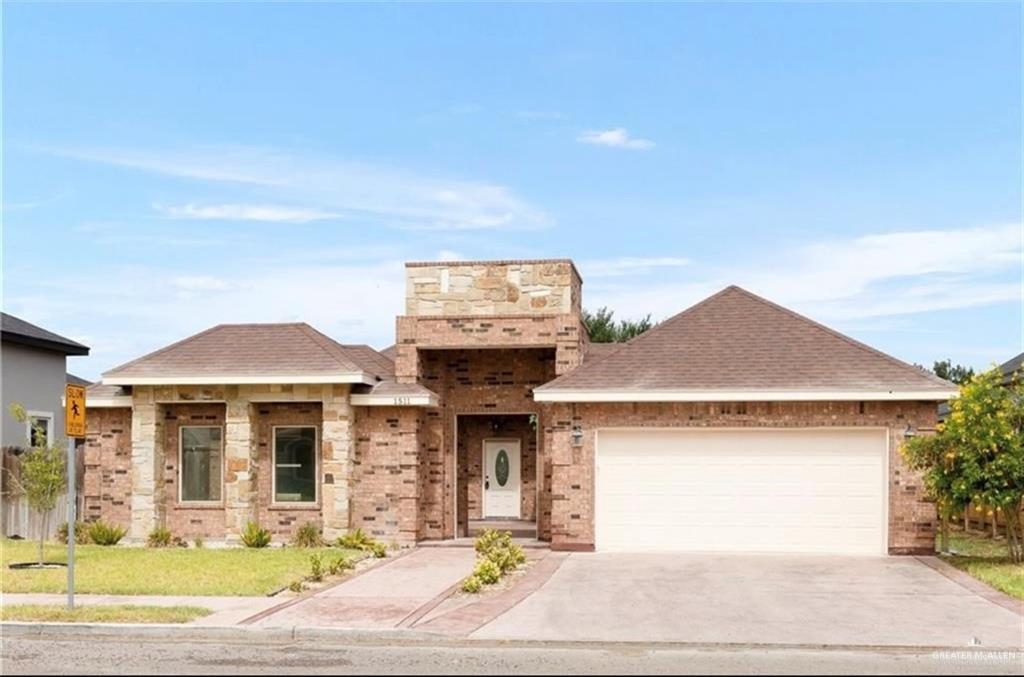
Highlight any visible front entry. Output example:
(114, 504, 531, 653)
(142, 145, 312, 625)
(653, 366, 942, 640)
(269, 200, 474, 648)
(483, 439, 521, 518)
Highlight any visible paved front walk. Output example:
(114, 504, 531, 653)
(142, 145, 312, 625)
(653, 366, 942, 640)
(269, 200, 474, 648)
(0, 593, 281, 627)
(253, 548, 477, 629)
(472, 553, 1024, 648)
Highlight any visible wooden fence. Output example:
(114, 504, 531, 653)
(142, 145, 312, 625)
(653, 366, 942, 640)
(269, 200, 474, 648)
(0, 443, 85, 540)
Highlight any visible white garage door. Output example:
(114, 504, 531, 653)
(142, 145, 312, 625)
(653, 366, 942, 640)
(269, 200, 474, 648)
(595, 428, 888, 555)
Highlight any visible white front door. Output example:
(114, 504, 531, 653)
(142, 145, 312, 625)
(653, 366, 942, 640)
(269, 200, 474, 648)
(483, 439, 521, 519)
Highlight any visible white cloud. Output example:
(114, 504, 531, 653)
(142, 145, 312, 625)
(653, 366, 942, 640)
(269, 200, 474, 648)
(157, 203, 341, 223)
(580, 257, 690, 278)
(586, 223, 1022, 323)
(577, 128, 655, 150)
(172, 275, 230, 291)
(436, 250, 463, 262)
(49, 146, 549, 232)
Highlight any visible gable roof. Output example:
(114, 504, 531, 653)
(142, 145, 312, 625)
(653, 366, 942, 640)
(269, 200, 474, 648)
(999, 352, 1023, 386)
(536, 286, 957, 402)
(102, 323, 390, 386)
(1, 312, 90, 356)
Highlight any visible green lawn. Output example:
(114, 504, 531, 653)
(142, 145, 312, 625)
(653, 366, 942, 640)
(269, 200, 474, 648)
(1, 604, 210, 624)
(1, 539, 364, 596)
(939, 530, 1024, 600)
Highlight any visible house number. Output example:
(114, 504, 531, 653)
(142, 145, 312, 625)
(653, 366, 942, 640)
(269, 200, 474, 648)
(392, 396, 411, 405)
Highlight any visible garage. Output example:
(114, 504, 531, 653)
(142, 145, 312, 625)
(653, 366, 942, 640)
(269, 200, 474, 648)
(595, 428, 888, 555)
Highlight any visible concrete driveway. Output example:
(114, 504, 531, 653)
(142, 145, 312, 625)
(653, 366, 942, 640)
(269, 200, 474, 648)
(473, 553, 1023, 648)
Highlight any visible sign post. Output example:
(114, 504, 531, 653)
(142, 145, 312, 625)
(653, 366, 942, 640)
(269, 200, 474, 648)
(64, 384, 86, 610)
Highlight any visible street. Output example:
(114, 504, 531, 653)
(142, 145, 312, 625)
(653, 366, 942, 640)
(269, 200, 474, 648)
(2, 635, 1022, 675)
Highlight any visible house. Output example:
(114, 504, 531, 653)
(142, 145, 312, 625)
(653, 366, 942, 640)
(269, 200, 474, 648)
(998, 352, 1023, 386)
(1, 312, 91, 449)
(83, 259, 956, 555)
(1, 312, 90, 538)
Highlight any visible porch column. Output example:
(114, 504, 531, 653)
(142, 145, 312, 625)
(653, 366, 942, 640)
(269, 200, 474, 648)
(224, 389, 257, 541)
(321, 385, 354, 540)
(129, 387, 164, 541)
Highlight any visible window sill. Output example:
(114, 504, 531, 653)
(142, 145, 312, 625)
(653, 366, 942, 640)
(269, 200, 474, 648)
(268, 503, 320, 511)
(175, 503, 225, 511)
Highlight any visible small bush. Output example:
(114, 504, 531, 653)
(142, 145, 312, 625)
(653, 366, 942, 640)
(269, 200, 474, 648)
(472, 558, 501, 585)
(337, 528, 387, 558)
(461, 575, 483, 593)
(292, 522, 323, 548)
(309, 553, 325, 582)
(193, 536, 204, 549)
(87, 521, 126, 546)
(328, 555, 353, 576)
(240, 521, 272, 548)
(474, 529, 511, 558)
(56, 522, 91, 545)
(147, 526, 174, 548)
(288, 579, 304, 593)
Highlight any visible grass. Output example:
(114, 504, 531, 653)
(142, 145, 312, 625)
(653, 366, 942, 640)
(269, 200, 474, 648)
(1, 539, 364, 596)
(939, 529, 1024, 600)
(0, 604, 210, 624)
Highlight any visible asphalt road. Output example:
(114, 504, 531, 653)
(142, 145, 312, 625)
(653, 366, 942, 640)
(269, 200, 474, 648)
(3, 636, 1022, 675)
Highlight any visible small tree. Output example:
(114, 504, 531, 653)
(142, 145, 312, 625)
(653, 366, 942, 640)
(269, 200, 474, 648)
(932, 359, 975, 386)
(902, 368, 1024, 562)
(583, 307, 654, 343)
(7, 403, 67, 565)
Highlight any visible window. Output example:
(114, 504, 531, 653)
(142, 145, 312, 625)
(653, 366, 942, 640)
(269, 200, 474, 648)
(273, 426, 317, 504)
(26, 412, 53, 448)
(179, 426, 223, 503)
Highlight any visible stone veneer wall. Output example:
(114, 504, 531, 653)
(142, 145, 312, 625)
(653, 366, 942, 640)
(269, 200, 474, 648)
(162, 403, 227, 539)
(83, 407, 132, 528)
(405, 260, 582, 317)
(126, 383, 353, 543)
(542, 400, 940, 554)
(457, 414, 537, 522)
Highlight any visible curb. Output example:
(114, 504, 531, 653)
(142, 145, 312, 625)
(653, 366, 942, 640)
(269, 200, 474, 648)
(4, 622, 1023, 653)
(916, 555, 1023, 616)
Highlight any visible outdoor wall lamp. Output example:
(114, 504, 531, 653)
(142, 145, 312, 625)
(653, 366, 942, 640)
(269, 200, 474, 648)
(571, 425, 584, 447)
(903, 424, 916, 440)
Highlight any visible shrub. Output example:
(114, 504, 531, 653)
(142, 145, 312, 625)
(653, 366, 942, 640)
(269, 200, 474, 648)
(337, 528, 387, 558)
(87, 521, 126, 546)
(474, 529, 511, 558)
(240, 521, 272, 548)
(288, 579, 304, 593)
(292, 522, 323, 548)
(461, 575, 483, 593)
(193, 536, 204, 549)
(147, 526, 174, 548)
(56, 522, 91, 545)
(309, 553, 325, 582)
(328, 555, 353, 576)
(472, 558, 501, 585)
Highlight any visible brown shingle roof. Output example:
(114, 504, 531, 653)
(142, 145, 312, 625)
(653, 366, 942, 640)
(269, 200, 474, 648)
(538, 286, 954, 396)
(103, 323, 390, 384)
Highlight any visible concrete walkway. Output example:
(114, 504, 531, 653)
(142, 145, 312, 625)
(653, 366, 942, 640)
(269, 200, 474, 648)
(253, 547, 477, 629)
(0, 593, 281, 627)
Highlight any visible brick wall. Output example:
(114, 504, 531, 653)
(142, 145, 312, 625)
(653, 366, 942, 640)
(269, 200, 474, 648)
(542, 400, 940, 554)
(350, 407, 421, 544)
(254, 402, 323, 540)
(83, 407, 132, 528)
(162, 403, 227, 539)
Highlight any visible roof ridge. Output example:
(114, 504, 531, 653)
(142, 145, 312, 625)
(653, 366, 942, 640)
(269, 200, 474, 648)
(295, 324, 364, 375)
(103, 324, 226, 378)
(728, 286, 955, 389)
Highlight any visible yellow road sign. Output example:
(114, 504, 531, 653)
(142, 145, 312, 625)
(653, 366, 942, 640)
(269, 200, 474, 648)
(65, 384, 86, 438)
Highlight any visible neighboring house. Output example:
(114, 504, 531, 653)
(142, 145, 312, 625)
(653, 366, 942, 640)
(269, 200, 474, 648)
(84, 259, 956, 555)
(1, 313, 91, 449)
(1, 312, 91, 538)
(998, 352, 1023, 386)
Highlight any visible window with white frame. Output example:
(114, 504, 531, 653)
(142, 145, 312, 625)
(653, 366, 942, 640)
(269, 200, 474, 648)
(273, 426, 317, 503)
(179, 426, 223, 503)
(26, 412, 53, 448)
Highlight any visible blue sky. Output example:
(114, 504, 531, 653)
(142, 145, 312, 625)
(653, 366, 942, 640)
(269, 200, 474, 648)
(3, 2, 1021, 380)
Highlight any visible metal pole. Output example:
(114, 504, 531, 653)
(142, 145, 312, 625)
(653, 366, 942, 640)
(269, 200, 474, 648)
(67, 436, 76, 610)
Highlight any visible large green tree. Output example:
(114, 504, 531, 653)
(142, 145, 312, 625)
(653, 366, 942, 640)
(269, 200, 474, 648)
(902, 368, 1024, 562)
(583, 307, 654, 343)
(932, 359, 976, 386)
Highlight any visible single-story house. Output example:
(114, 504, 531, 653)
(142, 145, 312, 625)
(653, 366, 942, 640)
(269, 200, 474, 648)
(84, 259, 956, 555)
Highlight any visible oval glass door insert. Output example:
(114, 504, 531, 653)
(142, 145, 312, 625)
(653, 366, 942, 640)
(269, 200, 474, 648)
(495, 449, 510, 487)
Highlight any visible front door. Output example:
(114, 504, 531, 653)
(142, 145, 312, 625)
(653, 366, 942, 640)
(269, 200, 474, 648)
(483, 439, 521, 519)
